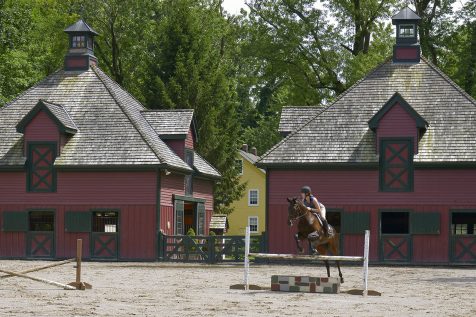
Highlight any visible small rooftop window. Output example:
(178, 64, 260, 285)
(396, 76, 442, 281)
(399, 24, 415, 38)
(72, 35, 86, 48)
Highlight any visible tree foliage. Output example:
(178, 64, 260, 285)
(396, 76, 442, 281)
(0, 0, 475, 212)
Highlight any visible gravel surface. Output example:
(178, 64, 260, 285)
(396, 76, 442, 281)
(0, 260, 475, 316)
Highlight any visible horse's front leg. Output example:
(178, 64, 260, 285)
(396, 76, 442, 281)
(336, 261, 344, 283)
(324, 260, 330, 278)
(294, 233, 304, 254)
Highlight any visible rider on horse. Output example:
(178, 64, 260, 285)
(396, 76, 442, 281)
(300, 186, 331, 237)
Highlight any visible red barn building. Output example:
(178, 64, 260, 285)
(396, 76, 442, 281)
(258, 8, 476, 264)
(0, 20, 220, 260)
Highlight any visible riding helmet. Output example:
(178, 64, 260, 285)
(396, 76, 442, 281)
(301, 186, 311, 195)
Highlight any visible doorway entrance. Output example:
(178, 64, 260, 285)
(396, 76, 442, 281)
(379, 210, 412, 262)
(27, 210, 55, 258)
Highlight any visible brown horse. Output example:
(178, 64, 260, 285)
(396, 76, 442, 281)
(287, 197, 343, 283)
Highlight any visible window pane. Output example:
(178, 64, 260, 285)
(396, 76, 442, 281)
(93, 211, 118, 233)
(249, 190, 258, 205)
(249, 217, 258, 232)
(399, 25, 414, 37)
(235, 159, 243, 174)
(29, 211, 54, 231)
(452, 212, 476, 235)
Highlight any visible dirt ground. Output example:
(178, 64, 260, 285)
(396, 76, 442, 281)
(0, 260, 475, 317)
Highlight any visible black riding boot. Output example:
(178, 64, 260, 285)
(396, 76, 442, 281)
(322, 218, 331, 237)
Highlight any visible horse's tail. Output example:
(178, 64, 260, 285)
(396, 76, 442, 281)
(330, 230, 340, 256)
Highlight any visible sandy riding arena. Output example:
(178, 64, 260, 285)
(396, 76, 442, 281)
(0, 260, 475, 317)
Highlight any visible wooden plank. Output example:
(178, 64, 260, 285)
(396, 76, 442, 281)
(0, 258, 75, 279)
(249, 253, 364, 262)
(0, 269, 75, 290)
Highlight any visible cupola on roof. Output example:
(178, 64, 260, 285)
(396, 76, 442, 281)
(64, 19, 99, 71)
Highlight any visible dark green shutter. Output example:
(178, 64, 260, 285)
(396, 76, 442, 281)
(342, 212, 370, 234)
(65, 212, 91, 232)
(175, 199, 184, 235)
(2, 211, 28, 232)
(197, 203, 205, 236)
(410, 212, 440, 234)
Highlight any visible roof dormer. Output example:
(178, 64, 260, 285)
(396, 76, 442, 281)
(369, 92, 428, 154)
(16, 100, 78, 135)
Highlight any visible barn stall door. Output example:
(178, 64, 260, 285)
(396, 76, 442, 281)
(27, 210, 56, 258)
(450, 211, 476, 263)
(91, 211, 119, 260)
(379, 211, 412, 262)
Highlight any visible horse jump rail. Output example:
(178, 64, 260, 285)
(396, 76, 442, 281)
(250, 253, 364, 262)
(243, 229, 370, 296)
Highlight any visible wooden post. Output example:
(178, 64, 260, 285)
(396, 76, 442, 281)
(76, 238, 82, 284)
(362, 230, 370, 297)
(244, 226, 250, 291)
(68, 239, 92, 290)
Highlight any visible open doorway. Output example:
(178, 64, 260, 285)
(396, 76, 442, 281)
(184, 202, 196, 235)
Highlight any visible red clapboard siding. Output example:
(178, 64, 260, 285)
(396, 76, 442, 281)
(24, 110, 60, 141)
(164, 139, 184, 159)
(160, 205, 175, 235)
(160, 174, 185, 207)
(193, 178, 214, 211)
(119, 205, 156, 260)
(185, 128, 195, 149)
(377, 102, 418, 153)
(0, 171, 157, 205)
(0, 204, 157, 260)
(268, 169, 476, 206)
(267, 169, 475, 260)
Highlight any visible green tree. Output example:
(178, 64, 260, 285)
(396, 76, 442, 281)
(140, 0, 245, 214)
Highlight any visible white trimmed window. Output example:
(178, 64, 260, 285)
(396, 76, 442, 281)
(248, 216, 258, 233)
(248, 189, 259, 206)
(235, 159, 243, 175)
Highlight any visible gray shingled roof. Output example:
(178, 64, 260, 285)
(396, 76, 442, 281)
(239, 150, 265, 173)
(259, 57, 476, 166)
(194, 152, 221, 179)
(392, 7, 421, 22)
(142, 109, 194, 137)
(278, 106, 324, 135)
(0, 66, 192, 171)
(64, 19, 99, 35)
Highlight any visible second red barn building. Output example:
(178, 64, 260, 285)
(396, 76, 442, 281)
(0, 20, 220, 260)
(258, 7, 476, 264)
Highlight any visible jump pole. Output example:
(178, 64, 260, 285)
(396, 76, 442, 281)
(0, 268, 75, 290)
(0, 258, 75, 279)
(244, 229, 371, 296)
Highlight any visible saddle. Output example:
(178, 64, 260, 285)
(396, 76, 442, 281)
(307, 212, 334, 240)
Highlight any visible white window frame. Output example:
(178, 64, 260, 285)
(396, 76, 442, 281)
(248, 189, 259, 206)
(248, 216, 259, 233)
(399, 24, 415, 38)
(235, 159, 243, 175)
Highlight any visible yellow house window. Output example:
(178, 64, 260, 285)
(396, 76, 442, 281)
(248, 189, 259, 206)
(235, 159, 243, 175)
(248, 216, 258, 233)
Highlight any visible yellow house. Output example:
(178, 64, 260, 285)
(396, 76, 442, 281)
(228, 146, 266, 235)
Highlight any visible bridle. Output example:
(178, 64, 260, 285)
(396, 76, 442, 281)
(288, 200, 309, 226)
